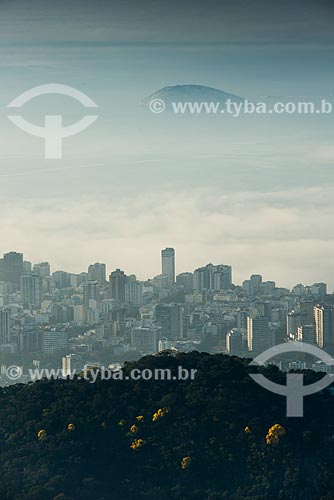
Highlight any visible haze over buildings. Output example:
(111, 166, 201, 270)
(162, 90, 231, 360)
(0, 246, 334, 384)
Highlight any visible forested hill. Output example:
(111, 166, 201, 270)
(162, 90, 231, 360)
(0, 352, 334, 500)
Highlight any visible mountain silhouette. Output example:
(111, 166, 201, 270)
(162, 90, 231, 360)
(143, 84, 243, 107)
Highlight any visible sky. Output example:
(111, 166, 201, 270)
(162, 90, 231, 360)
(0, 0, 334, 288)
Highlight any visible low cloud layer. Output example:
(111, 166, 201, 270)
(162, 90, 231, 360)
(1, 186, 333, 290)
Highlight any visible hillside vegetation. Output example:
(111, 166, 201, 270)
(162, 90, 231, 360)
(0, 352, 333, 500)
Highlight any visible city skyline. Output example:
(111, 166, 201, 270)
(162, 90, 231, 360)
(0, 247, 333, 292)
(0, 245, 333, 372)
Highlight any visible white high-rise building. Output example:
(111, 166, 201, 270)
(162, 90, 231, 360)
(62, 355, 72, 376)
(161, 248, 175, 285)
(314, 305, 334, 349)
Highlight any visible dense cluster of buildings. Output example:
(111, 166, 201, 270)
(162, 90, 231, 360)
(0, 248, 334, 376)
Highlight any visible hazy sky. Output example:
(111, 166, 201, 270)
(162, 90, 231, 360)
(0, 0, 333, 44)
(1, 0, 334, 288)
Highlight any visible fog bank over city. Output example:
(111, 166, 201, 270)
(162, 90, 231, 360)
(1, 185, 334, 289)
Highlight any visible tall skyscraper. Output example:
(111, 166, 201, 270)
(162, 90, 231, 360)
(211, 265, 232, 290)
(0, 308, 11, 344)
(109, 269, 126, 303)
(194, 266, 210, 292)
(314, 305, 334, 349)
(250, 274, 262, 297)
(247, 316, 274, 353)
(62, 355, 72, 377)
(21, 274, 43, 309)
(161, 248, 175, 285)
(88, 263, 106, 283)
(3, 252, 24, 290)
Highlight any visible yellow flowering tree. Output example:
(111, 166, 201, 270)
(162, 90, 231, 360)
(37, 429, 47, 441)
(67, 423, 75, 432)
(130, 438, 144, 450)
(181, 456, 191, 470)
(130, 424, 139, 434)
(136, 415, 144, 422)
(152, 408, 169, 422)
(266, 424, 286, 446)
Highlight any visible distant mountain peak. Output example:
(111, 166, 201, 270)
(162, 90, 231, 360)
(143, 84, 243, 105)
